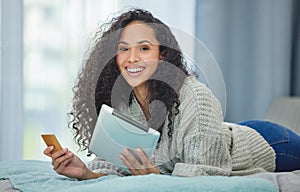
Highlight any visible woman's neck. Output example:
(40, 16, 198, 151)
(133, 84, 150, 120)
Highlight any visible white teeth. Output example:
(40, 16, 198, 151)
(127, 67, 144, 73)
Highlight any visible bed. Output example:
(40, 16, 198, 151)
(1, 160, 300, 192)
(1, 97, 299, 192)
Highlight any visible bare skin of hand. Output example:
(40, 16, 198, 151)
(119, 148, 160, 175)
(43, 146, 105, 180)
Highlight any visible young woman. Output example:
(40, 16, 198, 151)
(44, 8, 300, 180)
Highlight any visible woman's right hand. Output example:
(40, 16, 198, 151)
(43, 146, 105, 180)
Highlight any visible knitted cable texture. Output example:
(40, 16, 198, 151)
(87, 76, 275, 176)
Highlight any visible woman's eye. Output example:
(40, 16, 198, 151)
(119, 47, 128, 51)
(140, 46, 149, 51)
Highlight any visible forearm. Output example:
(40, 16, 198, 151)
(79, 169, 106, 180)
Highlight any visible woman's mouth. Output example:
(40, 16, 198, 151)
(126, 66, 145, 76)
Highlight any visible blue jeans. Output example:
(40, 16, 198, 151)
(238, 120, 300, 172)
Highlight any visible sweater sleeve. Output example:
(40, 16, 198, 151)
(87, 157, 130, 176)
(171, 77, 232, 177)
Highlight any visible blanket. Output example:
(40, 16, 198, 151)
(0, 160, 277, 192)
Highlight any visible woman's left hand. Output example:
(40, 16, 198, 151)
(119, 148, 160, 175)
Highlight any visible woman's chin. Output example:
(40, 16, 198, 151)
(127, 79, 147, 88)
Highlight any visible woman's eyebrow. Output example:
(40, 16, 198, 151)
(118, 41, 128, 45)
(137, 40, 153, 45)
(118, 40, 154, 45)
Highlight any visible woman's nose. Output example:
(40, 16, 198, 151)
(128, 48, 139, 63)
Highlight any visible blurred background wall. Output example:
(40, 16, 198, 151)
(195, 0, 300, 122)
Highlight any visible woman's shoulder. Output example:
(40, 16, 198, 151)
(179, 75, 214, 98)
(178, 75, 223, 120)
(179, 76, 221, 110)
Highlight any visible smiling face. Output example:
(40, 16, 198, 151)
(116, 21, 161, 88)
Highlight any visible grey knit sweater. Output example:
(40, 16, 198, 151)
(88, 76, 275, 177)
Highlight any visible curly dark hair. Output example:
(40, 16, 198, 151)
(69, 8, 189, 152)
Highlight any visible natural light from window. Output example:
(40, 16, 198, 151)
(23, 0, 118, 161)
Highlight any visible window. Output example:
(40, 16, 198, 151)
(23, 0, 118, 161)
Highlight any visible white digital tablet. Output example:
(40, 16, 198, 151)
(89, 104, 160, 168)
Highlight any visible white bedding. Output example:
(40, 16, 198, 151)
(247, 170, 300, 192)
